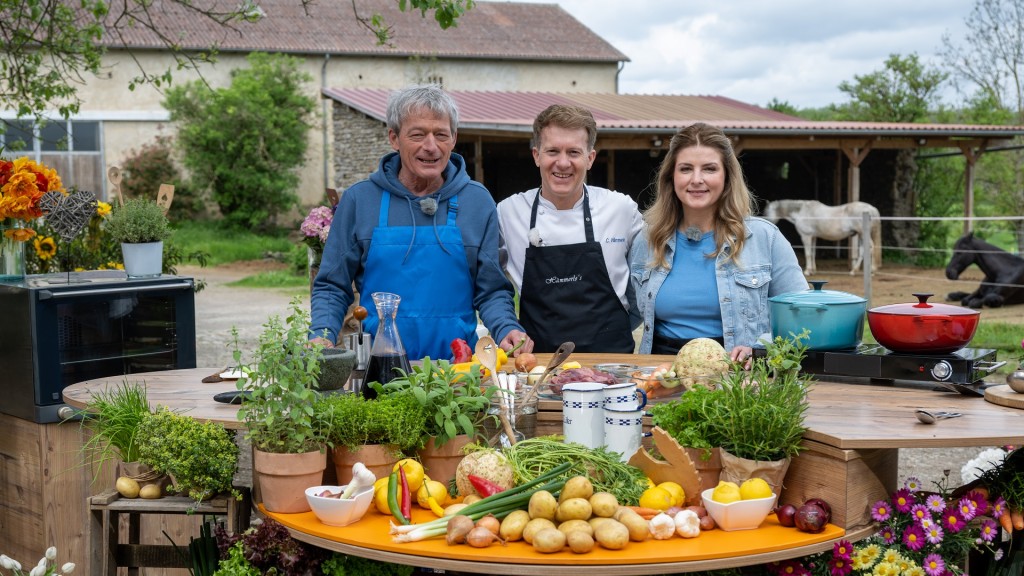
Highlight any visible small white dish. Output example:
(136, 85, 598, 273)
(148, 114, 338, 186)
(701, 487, 777, 531)
(305, 484, 374, 527)
(219, 367, 243, 380)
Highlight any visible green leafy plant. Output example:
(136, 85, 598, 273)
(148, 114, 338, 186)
(77, 380, 151, 479)
(233, 298, 325, 454)
(120, 135, 204, 221)
(105, 197, 172, 244)
(315, 390, 427, 454)
(135, 406, 239, 504)
(373, 358, 493, 448)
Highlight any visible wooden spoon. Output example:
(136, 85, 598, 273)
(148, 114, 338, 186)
(475, 336, 517, 444)
(519, 341, 575, 407)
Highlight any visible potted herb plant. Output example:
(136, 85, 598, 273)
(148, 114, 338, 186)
(77, 380, 152, 483)
(373, 359, 494, 485)
(233, 298, 327, 513)
(135, 406, 239, 505)
(104, 197, 171, 277)
(315, 391, 426, 484)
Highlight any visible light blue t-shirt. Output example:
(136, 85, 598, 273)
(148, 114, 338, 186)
(653, 230, 723, 340)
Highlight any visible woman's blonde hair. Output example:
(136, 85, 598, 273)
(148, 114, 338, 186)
(643, 122, 754, 268)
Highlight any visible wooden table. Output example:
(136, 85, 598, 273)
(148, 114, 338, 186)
(62, 354, 1024, 573)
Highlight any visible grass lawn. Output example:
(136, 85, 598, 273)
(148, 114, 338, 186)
(170, 220, 300, 267)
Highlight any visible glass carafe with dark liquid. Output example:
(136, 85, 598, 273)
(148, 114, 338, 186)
(362, 292, 410, 399)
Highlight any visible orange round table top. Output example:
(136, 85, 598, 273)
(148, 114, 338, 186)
(264, 505, 848, 574)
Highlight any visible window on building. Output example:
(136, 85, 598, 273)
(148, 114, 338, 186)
(1, 119, 105, 199)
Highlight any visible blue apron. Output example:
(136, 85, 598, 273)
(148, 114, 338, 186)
(360, 192, 478, 361)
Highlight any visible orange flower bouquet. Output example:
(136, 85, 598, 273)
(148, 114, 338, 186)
(0, 157, 65, 279)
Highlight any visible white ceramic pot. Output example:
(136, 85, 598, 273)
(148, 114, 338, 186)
(121, 241, 163, 278)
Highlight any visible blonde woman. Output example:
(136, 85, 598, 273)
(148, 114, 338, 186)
(629, 123, 806, 359)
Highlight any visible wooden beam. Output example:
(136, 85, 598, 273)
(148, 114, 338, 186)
(957, 140, 989, 235)
(474, 137, 485, 183)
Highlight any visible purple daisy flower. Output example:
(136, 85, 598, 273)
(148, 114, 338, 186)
(925, 494, 945, 513)
(879, 524, 897, 544)
(832, 540, 853, 560)
(904, 476, 923, 492)
(871, 500, 892, 522)
(941, 508, 967, 533)
(828, 555, 853, 576)
(967, 490, 990, 516)
(957, 496, 978, 521)
(980, 518, 999, 542)
(925, 523, 944, 545)
(903, 524, 927, 551)
(910, 503, 931, 524)
(893, 488, 914, 513)
(992, 496, 1007, 519)
(923, 553, 945, 576)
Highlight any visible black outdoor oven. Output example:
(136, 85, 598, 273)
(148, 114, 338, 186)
(0, 270, 197, 423)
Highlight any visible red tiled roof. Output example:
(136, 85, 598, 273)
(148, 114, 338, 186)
(323, 88, 1024, 138)
(94, 0, 627, 63)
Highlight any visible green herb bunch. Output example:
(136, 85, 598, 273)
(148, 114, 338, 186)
(315, 390, 427, 454)
(373, 358, 493, 448)
(650, 332, 811, 462)
(135, 406, 239, 504)
(104, 197, 172, 244)
(234, 298, 325, 454)
(78, 380, 151, 479)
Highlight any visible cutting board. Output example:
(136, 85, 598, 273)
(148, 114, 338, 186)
(984, 385, 1024, 409)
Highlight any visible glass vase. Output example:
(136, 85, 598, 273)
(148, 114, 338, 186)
(0, 220, 27, 282)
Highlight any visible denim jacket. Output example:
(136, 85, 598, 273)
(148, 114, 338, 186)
(629, 217, 807, 353)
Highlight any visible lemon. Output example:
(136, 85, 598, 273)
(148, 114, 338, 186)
(561, 361, 582, 370)
(739, 477, 773, 500)
(638, 486, 673, 511)
(711, 480, 741, 504)
(417, 479, 449, 509)
(393, 458, 425, 492)
(656, 481, 685, 507)
(373, 476, 392, 514)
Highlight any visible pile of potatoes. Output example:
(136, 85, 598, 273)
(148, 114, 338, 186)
(497, 476, 650, 554)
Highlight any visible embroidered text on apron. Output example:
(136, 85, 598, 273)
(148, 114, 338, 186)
(519, 188, 633, 353)
(361, 193, 478, 361)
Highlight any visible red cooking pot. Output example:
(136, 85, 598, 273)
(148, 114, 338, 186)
(867, 293, 979, 354)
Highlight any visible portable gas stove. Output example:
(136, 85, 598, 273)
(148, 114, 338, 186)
(752, 344, 1004, 396)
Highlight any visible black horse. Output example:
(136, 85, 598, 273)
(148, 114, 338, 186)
(945, 232, 1024, 308)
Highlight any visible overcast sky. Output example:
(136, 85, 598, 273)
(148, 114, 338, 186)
(509, 0, 975, 109)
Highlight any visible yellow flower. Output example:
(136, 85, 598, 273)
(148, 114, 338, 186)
(96, 201, 112, 217)
(34, 236, 56, 260)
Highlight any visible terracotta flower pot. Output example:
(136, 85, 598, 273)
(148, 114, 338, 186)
(332, 444, 401, 485)
(254, 448, 327, 513)
(417, 435, 471, 486)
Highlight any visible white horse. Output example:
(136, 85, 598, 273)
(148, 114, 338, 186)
(762, 199, 882, 276)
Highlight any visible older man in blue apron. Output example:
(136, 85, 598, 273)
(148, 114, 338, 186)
(498, 105, 643, 353)
(311, 85, 532, 361)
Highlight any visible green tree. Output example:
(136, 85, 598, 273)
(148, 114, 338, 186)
(164, 52, 316, 230)
(832, 53, 948, 257)
(0, 0, 473, 125)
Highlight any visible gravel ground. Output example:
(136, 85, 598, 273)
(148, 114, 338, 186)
(179, 261, 1009, 494)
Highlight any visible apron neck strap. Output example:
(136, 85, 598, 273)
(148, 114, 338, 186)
(530, 186, 594, 242)
(447, 194, 458, 226)
(378, 193, 391, 227)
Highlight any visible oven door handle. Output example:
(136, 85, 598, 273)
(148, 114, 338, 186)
(37, 281, 193, 300)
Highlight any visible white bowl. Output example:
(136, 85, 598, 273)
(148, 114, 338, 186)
(305, 484, 374, 526)
(701, 487, 777, 531)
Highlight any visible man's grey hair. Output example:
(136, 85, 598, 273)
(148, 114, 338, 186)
(386, 84, 459, 136)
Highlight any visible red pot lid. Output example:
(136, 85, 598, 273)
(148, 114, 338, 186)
(869, 293, 979, 316)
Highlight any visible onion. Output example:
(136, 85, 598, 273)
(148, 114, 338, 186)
(476, 514, 501, 536)
(445, 515, 475, 545)
(465, 525, 505, 548)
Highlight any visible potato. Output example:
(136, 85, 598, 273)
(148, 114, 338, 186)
(462, 494, 482, 505)
(522, 518, 556, 544)
(115, 477, 140, 499)
(589, 492, 619, 518)
(528, 490, 558, 520)
(594, 520, 630, 550)
(557, 519, 593, 537)
(555, 497, 593, 522)
(532, 527, 567, 554)
(499, 510, 531, 542)
(559, 476, 594, 502)
(139, 483, 162, 499)
(566, 530, 595, 554)
(589, 516, 616, 532)
(444, 503, 469, 516)
(616, 509, 650, 542)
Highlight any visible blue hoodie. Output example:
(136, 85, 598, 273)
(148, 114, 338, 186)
(310, 151, 523, 346)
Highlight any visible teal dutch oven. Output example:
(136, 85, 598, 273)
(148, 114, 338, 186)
(768, 281, 867, 350)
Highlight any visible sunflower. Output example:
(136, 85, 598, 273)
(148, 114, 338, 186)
(33, 236, 57, 260)
(96, 201, 112, 217)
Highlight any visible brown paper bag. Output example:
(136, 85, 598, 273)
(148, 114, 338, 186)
(718, 449, 791, 497)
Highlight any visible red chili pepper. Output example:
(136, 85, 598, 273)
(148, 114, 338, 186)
(467, 474, 506, 498)
(399, 465, 412, 520)
(450, 338, 473, 363)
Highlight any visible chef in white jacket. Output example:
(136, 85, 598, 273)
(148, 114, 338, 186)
(498, 104, 643, 353)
